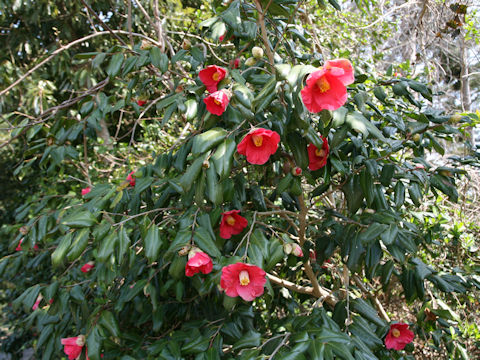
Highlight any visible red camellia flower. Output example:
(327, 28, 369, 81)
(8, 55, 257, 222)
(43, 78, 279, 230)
(237, 128, 281, 165)
(308, 137, 329, 171)
(136, 99, 147, 106)
(61, 335, 85, 360)
(220, 210, 248, 239)
(15, 239, 23, 251)
(81, 187, 91, 196)
(204, 90, 229, 115)
(301, 58, 354, 112)
(220, 262, 266, 301)
(218, 34, 225, 42)
(385, 323, 414, 350)
(199, 65, 227, 93)
(185, 251, 213, 277)
(81, 261, 95, 273)
(126, 171, 135, 187)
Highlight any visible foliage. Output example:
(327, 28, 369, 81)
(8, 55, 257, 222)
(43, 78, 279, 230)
(1, 0, 480, 359)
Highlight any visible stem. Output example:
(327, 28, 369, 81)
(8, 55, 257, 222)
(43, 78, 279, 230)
(254, 0, 275, 72)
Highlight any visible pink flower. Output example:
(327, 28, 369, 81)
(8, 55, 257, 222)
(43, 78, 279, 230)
(301, 58, 354, 112)
(385, 323, 414, 350)
(199, 65, 227, 93)
(204, 90, 229, 115)
(231, 58, 240, 69)
(307, 137, 329, 171)
(81, 261, 95, 273)
(136, 99, 147, 106)
(61, 335, 85, 360)
(126, 171, 135, 187)
(237, 128, 281, 165)
(185, 251, 213, 277)
(220, 262, 266, 301)
(292, 244, 303, 257)
(220, 210, 248, 239)
(81, 187, 91, 196)
(16, 239, 23, 251)
(32, 294, 43, 311)
(33, 244, 39, 250)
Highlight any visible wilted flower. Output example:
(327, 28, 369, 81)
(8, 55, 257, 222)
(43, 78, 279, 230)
(185, 251, 213, 277)
(307, 137, 329, 171)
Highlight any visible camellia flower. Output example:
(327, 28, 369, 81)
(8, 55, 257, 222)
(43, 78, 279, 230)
(237, 128, 281, 165)
(185, 251, 213, 277)
(81, 261, 95, 273)
(15, 239, 23, 251)
(219, 210, 248, 239)
(136, 99, 147, 106)
(308, 137, 329, 171)
(385, 323, 414, 350)
(32, 294, 43, 311)
(61, 335, 85, 360)
(81, 187, 91, 196)
(301, 58, 354, 112)
(199, 65, 227, 93)
(220, 262, 266, 301)
(126, 171, 135, 187)
(204, 90, 230, 115)
(292, 244, 303, 257)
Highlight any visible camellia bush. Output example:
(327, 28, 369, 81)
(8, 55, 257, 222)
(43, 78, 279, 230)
(1, 0, 480, 359)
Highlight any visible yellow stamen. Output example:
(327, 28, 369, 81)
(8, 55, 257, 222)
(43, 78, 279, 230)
(316, 77, 330, 93)
(315, 148, 325, 157)
(392, 329, 401, 338)
(251, 134, 263, 147)
(212, 72, 220, 81)
(226, 215, 236, 226)
(239, 270, 250, 286)
(214, 99, 221, 105)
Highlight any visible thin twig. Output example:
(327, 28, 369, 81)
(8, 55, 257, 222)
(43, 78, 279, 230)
(254, 0, 275, 72)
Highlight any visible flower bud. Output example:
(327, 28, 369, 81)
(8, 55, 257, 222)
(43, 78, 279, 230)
(292, 167, 302, 176)
(292, 244, 303, 257)
(245, 57, 256, 67)
(19, 226, 29, 235)
(182, 39, 191, 50)
(412, 133, 421, 144)
(140, 40, 153, 50)
(252, 46, 264, 59)
(178, 246, 190, 256)
(283, 243, 293, 255)
(449, 114, 462, 124)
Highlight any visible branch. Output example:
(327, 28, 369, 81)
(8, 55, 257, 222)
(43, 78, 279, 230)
(254, 0, 275, 72)
(0, 30, 162, 97)
(266, 273, 314, 296)
(353, 275, 390, 322)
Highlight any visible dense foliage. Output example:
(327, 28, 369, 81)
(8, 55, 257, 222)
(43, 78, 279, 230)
(1, 0, 480, 359)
